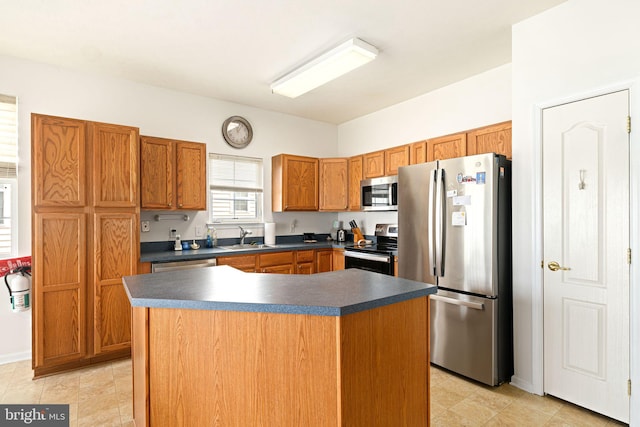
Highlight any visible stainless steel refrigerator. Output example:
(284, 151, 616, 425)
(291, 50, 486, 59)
(398, 153, 512, 386)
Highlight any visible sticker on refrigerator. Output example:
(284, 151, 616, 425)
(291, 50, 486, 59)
(453, 195, 471, 206)
(452, 211, 466, 226)
(447, 190, 458, 198)
(458, 174, 476, 183)
(476, 172, 486, 184)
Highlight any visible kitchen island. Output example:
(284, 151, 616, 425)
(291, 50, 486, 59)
(123, 266, 436, 426)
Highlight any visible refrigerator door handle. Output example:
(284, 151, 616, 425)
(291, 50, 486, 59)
(428, 168, 437, 276)
(434, 168, 445, 276)
(431, 294, 485, 310)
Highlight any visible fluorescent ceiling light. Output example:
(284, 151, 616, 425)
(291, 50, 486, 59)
(271, 38, 378, 98)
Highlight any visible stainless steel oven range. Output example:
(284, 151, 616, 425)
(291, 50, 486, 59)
(344, 224, 397, 276)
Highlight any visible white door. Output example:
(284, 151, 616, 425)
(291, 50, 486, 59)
(542, 90, 630, 423)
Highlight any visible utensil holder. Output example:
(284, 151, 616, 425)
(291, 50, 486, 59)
(351, 227, 365, 242)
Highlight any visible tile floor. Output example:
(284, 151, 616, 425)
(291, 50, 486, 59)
(0, 358, 133, 426)
(430, 365, 627, 426)
(0, 358, 628, 426)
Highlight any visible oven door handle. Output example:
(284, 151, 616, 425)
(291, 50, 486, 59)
(344, 251, 391, 263)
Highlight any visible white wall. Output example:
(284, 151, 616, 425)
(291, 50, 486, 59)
(0, 54, 338, 362)
(337, 64, 512, 234)
(511, 0, 640, 418)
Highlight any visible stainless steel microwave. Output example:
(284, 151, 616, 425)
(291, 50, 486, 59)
(361, 175, 398, 211)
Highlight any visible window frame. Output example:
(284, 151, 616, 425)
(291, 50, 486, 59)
(208, 153, 264, 225)
(0, 179, 17, 259)
(0, 93, 18, 259)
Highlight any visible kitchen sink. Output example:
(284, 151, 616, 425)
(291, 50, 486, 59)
(219, 244, 279, 250)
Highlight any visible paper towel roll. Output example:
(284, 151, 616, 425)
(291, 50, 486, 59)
(264, 222, 276, 245)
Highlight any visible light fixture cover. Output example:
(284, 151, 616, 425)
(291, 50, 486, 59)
(271, 38, 378, 98)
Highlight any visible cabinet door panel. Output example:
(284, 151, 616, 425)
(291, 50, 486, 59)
(141, 137, 173, 209)
(33, 213, 87, 367)
(262, 265, 294, 274)
(384, 145, 409, 176)
(363, 151, 385, 179)
(427, 132, 467, 161)
(93, 213, 136, 354)
(91, 123, 139, 207)
(259, 251, 294, 268)
(316, 250, 332, 273)
(176, 142, 206, 210)
(32, 115, 86, 207)
(319, 158, 348, 211)
(217, 255, 257, 272)
(348, 156, 363, 211)
(410, 141, 427, 164)
(467, 121, 512, 159)
(296, 262, 314, 274)
(287, 157, 318, 210)
(42, 289, 84, 360)
(332, 249, 345, 271)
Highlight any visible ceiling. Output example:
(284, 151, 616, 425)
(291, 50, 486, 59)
(0, 0, 565, 124)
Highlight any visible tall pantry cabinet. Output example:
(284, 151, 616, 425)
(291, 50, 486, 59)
(31, 114, 139, 377)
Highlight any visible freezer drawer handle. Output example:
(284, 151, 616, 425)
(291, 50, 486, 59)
(431, 294, 485, 310)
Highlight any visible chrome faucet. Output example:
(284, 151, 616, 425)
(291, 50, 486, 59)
(239, 226, 252, 245)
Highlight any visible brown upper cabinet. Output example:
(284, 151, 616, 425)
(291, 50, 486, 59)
(91, 123, 139, 208)
(140, 136, 206, 210)
(348, 155, 363, 211)
(319, 158, 348, 211)
(32, 115, 86, 208)
(467, 120, 512, 159)
(384, 145, 410, 175)
(271, 120, 510, 212)
(410, 140, 427, 164)
(363, 150, 385, 179)
(427, 132, 467, 162)
(272, 154, 319, 211)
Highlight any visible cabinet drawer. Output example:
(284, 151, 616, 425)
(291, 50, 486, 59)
(296, 250, 315, 263)
(259, 251, 294, 267)
(217, 254, 257, 271)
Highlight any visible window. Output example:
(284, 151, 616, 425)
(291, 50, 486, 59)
(0, 94, 17, 259)
(209, 153, 263, 223)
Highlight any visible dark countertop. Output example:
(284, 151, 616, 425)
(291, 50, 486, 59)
(123, 266, 436, 316)
(141, 241, 353, 263)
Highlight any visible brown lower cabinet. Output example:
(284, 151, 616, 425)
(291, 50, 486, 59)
(332, 248, 345, 271)
(216, 248, 341, 275)
(132, 296, 429, 426)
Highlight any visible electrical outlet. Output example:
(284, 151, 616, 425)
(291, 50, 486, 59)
(141, 221, 150, 232)
(290, 220, 296, 232)
(169, 228, 177, 239)
(195, 225, 203, 237)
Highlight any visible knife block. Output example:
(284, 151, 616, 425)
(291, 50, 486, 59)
(351, 227, 365, 243)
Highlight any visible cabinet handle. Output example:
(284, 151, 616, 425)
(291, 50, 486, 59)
(179, 204, 183, 208)
(168, 202, 172, 207)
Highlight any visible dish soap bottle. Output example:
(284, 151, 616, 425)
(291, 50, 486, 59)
(206, 227, 217, 248)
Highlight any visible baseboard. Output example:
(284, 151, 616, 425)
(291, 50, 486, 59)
(509, 375, 540, 395)
(0, 351, 31, 365)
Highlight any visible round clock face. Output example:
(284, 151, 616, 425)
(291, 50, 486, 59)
(222, 116, 253, 148)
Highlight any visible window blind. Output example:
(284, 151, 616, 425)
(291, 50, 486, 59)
(209, 153, 263, 222)
(0, 95, 18, 179)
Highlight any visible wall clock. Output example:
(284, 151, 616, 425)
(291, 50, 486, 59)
(222, 116, 253, 148)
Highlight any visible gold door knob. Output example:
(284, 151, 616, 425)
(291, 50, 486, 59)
(548, 261, 571, 271)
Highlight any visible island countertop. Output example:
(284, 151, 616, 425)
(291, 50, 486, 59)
(123, 266, 436, 316)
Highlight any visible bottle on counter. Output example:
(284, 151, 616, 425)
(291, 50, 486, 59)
(206, 227, 217, 248)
